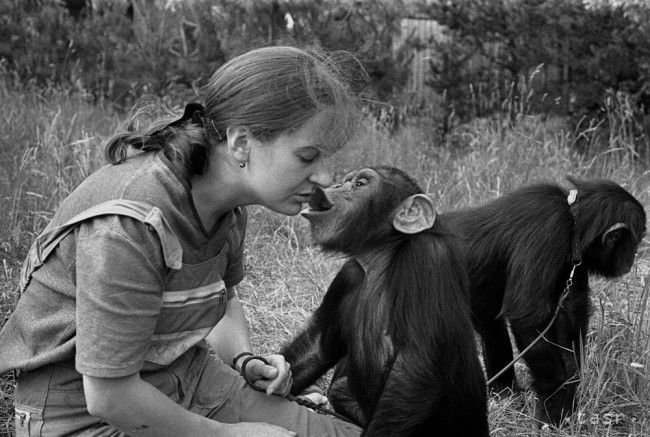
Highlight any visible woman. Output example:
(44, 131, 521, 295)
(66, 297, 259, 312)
(0, 46, 361, 436)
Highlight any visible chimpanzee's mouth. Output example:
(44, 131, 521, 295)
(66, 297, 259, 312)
(309, 187, 333, 211)
(301, 186, 333, 218)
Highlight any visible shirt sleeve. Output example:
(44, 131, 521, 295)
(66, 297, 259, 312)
(223, 207, 247, 290)
(74, 215, 166, 378)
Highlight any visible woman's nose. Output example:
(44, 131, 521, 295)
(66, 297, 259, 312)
(309, 164, 333, 188)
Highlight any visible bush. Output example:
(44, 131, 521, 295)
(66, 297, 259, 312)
(415, 0, 650, 154)
(0, 0, 413, 110)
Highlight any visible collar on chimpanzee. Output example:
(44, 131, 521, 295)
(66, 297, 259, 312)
(567, 188, 582, 265)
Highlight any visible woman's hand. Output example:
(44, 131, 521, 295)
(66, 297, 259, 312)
(244, 354, 292, 396)
(221, 422, 296, 437)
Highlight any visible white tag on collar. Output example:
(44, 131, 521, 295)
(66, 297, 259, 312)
(567, 189, 578, 205)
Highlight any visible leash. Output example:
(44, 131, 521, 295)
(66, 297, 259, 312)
(286, 394, 355, 423)
(485, 261, 580, 385)
(486, 189, 582, 386)
(240, 355, 356, 424)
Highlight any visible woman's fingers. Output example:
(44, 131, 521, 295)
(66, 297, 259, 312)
(246, 355, 292, 396)
(264, 356, 291, 395)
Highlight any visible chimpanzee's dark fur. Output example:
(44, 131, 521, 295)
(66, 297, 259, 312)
(438, 176, 646, 425)
(282, 167, 489, 436)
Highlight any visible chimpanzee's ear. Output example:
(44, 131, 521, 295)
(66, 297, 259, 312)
(393, 194, 436, 234)
(602, 222, 628, 247)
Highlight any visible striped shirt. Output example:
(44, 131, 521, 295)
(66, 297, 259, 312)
(0, 151, 246, 377)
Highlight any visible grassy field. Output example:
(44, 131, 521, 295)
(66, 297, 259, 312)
(0, 76, 648, 436)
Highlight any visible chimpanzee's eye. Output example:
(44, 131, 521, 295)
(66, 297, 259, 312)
(356, 177, 369, 187)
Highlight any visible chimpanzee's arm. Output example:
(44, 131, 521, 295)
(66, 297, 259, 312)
(280, 321, 329, 394)
(281, 259, 364, 394)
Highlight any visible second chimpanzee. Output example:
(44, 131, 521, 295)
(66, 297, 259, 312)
(438, 177, 646, 425)
(281, 167, 489, 436)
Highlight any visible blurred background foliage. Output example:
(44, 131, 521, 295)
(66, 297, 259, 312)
(1, 0, 649, 158)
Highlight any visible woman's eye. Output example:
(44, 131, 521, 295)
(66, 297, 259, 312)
(298, 151, 320, 163)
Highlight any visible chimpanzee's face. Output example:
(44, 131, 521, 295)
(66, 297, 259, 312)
(301, 168, 385, 251)
(586, 223, 644, 278)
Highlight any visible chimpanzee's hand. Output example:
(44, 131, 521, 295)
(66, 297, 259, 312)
(244, 354, 293, 396)
(297, 391, 331, 409)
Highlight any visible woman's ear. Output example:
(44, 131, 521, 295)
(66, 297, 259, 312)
(393, 194, 436, 234)
(226, 126, 252, 164)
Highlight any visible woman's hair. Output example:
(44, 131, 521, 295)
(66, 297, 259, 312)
(105, 45, 360, 176)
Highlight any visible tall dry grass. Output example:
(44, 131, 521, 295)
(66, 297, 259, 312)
(0, 72, 114, 262)
(0, 75, 648, 436)
(0, 74, 114, 436)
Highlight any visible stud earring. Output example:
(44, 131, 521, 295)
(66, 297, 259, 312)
(239, 162, 246, 168)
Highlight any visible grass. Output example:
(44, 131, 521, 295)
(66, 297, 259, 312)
(0, 77, 648, 436)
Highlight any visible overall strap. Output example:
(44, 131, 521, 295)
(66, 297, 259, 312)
(19, 199, 183, 294)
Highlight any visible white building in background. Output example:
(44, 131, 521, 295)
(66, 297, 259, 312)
(396, 18, 447, 97)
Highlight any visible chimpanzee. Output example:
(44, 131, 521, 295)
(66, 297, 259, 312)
(281, 167, 489, 436)
(438, 176, 647, 426)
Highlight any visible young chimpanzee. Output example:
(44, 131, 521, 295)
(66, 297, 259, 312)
(438, 177, 647, 426)
(281, 167, 489, 436)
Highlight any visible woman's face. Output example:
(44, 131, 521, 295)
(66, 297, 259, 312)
(247, 111, 341, 216)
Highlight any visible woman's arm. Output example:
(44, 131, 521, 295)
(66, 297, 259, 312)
(206, 288, 254, 366)
(83, 373, 295, 437)
(84, 373, 220, 435)
(206, 288, 292, 396)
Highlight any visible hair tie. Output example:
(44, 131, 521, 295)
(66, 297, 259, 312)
(169, 102, 206, 127)
(171, 102, 224, 142)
